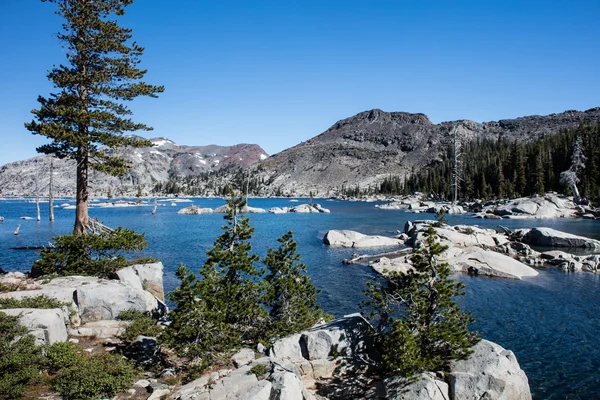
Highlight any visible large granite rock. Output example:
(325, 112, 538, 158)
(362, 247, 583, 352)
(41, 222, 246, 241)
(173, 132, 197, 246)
(268, 313, 374, 363)
(177, 205, 213, 215)
(451, 249, 539, 279)
(0, 308, 68, 345)
(323, 230, 403, 248)
(448, 339, 532, 400)
(520, 227, 600, 248)
(76, 279, 158, 321)
(1, 273, 162, 323)
(118, 262, 165, 301)
(489, 194, 577, 219)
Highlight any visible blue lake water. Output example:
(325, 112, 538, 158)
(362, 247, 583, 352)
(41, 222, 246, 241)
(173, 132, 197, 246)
(1, 198, 600, 399)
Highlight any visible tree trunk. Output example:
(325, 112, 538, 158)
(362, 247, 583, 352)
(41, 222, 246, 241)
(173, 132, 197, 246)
(49, 157, 54, 221)
(35, 159, 41, 221)
(571, 182, 581, 204)
(74, 147, 89, 234)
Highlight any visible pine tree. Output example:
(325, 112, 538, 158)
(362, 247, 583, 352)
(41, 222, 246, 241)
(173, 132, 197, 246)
(164, 195, 268, 366)
(25, 0, 164, 234)
(264, 231, 329, 337)
(364, 226, 477, 377)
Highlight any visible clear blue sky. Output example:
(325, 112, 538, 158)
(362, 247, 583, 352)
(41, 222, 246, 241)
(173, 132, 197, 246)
(1, 0, 599, 165)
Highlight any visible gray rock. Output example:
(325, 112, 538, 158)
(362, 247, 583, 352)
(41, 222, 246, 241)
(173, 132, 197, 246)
(521, 227, 600, 248)
(384, 372, 449, 400)
(129, 262, 165, 301)
(68, 320, 130, 338)
(0, 308, 68, 345)
(177, 205, 214, 215)
(269, 371, 304, 400)
(323, 230, 402, 248)
(231, 347, 256, 367)
(76, 279, 158, 321)
(239, 380, 272, 400)
(449, 339, 531, 400)
(301, 330, 333, 360)
(268, 313, 375, 363)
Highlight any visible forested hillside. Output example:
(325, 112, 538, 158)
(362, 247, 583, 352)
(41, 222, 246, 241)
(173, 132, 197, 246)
(376, 123, 600, 202)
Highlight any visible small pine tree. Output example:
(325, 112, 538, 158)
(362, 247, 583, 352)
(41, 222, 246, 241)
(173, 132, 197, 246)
(364, 225, 477, 377)
(164, 195, 268, 366)
(264, 230, 329, 337)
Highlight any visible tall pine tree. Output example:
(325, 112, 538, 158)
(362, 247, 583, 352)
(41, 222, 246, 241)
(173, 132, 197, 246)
(26, 0, 163, 234)
(264, 231, 329, 338)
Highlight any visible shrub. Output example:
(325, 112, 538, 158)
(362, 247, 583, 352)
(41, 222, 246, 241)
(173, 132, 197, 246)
(0, 295, 68, 310)
(45, 341, 80, 373)
(31, 228, 147, 278)
(249, 364, 269, 378)
(52, 352, 135, 400)
(117, 310, 162, 341)
(0, 313, 45, 399)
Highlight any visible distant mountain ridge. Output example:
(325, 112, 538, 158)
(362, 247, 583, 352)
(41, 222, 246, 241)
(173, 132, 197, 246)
(258, 107, 600, 195)
(0, 138, 268, 196)
(2, 107, 599, 197)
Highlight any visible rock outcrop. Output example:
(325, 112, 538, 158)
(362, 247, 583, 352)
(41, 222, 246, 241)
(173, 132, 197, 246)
(0, 308, 69, 345)
(448, 339, 532, 400)
(177, 205, 213, 215)
(518, 227, 600, 248)
(0, 262, 165, 344)
(475, 194, 579, 219)
(323, 230, 403, 248)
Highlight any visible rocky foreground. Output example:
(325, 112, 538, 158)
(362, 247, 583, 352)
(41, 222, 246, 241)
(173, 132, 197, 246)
(0, 259, 532, 399)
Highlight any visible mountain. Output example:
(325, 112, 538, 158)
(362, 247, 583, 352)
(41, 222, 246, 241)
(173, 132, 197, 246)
(258, 107, 600, 196)
(0, 138, 268, 196)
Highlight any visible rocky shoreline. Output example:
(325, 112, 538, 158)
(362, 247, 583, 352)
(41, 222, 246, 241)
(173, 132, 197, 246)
(0, 257, 533, 399)
(331, 220, 600, 279)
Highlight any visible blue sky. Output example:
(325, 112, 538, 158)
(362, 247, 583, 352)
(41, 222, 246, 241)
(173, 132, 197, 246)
(1, 0, 599, 165)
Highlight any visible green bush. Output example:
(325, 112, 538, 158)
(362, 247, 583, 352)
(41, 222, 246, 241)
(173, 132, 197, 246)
(117, 310, 162, 341)
(0, 313, 45, 399)
(249, 364, 269, 378)
(31, 228, 147, 279)
(0, 283, 19, 294)
(45, 341, 80, 373)
(0, 295, 68, 310)
(52, 352, 135, 400)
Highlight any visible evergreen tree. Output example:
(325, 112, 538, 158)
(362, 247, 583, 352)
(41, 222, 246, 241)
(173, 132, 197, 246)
(164, 195, 268, 367)
(25, 0, 164, 234)
(263, 231, 329, 337)
(364, 226, 477, 377)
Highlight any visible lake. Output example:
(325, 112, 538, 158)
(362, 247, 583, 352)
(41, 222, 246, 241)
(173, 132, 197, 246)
(1, 197, 600, 399)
